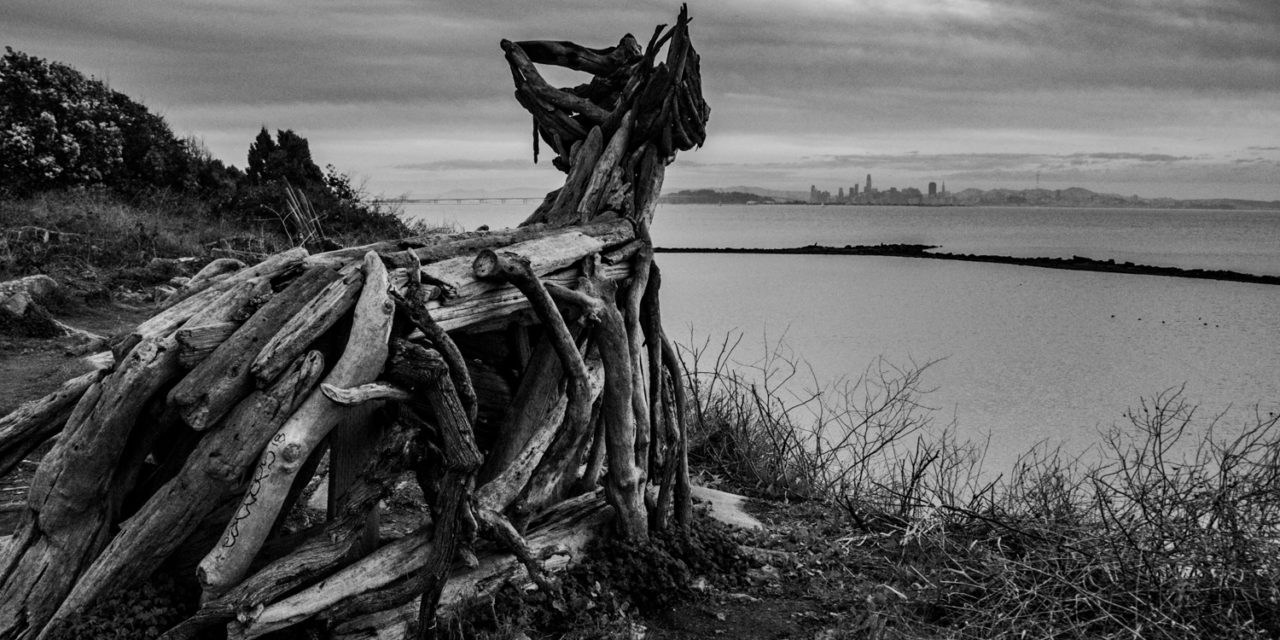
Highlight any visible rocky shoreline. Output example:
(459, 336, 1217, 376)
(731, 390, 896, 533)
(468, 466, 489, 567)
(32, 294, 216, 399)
(657, 244, 1280, 286)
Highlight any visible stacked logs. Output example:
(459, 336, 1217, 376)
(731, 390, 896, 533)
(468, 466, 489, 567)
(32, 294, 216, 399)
(0, 7, 707, 640)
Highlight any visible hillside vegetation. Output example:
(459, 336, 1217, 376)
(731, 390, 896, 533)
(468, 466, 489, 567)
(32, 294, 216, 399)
(0, 47, 411, 257)
(0, 47, 425, 317)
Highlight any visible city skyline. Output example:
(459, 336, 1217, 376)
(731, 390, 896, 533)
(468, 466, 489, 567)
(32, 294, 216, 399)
(3, 0, 1277, 201)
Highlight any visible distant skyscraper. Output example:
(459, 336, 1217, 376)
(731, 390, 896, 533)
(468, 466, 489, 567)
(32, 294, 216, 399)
(852, 184, 859, 196)
(865, 174, 872, 192)
(928, 182, 937, 197)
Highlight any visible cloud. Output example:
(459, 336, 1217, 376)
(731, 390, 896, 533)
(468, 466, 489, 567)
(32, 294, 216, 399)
(395, 159, 532, 171)
(2, 0, 1277, 200)
(1078, 153, 1192, 162)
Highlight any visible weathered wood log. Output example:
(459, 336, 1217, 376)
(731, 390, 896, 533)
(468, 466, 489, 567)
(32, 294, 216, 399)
(198, 252, 394, 597)
(649, 365, 676, 528)
(328, 490, 615, 637)
(591, 279, 647, 540)
(186, 275, 274, 329)
(311, 483, 755, 639)
(168, 275, 276, 370)
(0, 333, 185, 640)
(511, 88, 586, 160)
(632, 142, 667, 233)
(307, 219, 631, 272)
(169, 266, 342, 431)
(233, 525, 436, 638)
(577, 410, 607, 494)
(526, 257, 647, 537)
(501, 40, 610, 125)
(424, 257, 631, 332)
(48, 351, 326, 624)
(251, 262, 366, 387)
(317, 342, 483, 638)
(642, 260, 673, 527)
(525, 126, 605, 227)
(175, 321, 240, 368)
(622, 243, 654, 484)
(396, 251, 476, 424)
(322, 382, 412, 406)
(392, 344, 553, 601)
(575, 111, 632, 223)
(510, 355, 606, 515)
(136, 247, 306, 342)
(158, 422, 412, 640)
(0, 369, 106, 478)
(472, 250, 594, 513)
(662, 332, 693, 527)
(423, 223, 633, 302)
(163, 257, 247, 307)
(515, 35, 641, 76)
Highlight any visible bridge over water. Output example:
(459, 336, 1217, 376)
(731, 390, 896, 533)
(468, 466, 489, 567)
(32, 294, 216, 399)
(375, 196, 544, 205)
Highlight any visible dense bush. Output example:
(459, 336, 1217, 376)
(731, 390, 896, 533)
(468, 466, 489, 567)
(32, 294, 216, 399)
(0, 47, 410, 244)
(0, 47, 240, 200)
(678, 332, 1280, 639)
(927, 390, 1280, 639)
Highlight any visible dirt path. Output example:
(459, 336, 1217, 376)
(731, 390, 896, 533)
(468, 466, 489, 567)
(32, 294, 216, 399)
(0, 303, 151, 416)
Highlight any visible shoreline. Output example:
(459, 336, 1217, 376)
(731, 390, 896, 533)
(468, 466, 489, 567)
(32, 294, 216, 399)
(655, 244, 1280, 286)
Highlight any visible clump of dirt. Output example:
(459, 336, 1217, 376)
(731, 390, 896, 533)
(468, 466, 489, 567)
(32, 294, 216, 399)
(445, 516, 751, 639)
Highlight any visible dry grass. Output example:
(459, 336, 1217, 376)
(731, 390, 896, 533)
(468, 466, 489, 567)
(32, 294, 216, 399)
(679, 332, 1280, 639)
(930, 391, 1280, 639)
(0, 189, 285, 279)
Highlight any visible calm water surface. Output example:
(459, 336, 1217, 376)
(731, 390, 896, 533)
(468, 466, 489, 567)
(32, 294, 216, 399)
(406, 203, 1280, 471)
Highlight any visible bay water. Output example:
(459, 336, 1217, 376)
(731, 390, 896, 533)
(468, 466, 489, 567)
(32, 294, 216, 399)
(404, 202, 1280, 472)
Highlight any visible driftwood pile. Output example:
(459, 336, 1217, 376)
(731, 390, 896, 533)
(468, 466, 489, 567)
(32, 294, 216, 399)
(0, 8, 708, 640)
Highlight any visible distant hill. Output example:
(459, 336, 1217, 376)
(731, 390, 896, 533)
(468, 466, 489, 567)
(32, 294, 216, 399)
(947, 187, 1280, 210)
(658, 188, 803, 204)
(722, 186, 809, 202)
(661, 185, 1280, 210)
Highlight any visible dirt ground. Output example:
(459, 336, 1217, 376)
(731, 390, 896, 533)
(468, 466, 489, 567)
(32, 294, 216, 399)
(0, 302, 151, 417)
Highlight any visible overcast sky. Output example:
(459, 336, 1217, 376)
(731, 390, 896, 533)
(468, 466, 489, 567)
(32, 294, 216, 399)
(3, 0, 1278, 199)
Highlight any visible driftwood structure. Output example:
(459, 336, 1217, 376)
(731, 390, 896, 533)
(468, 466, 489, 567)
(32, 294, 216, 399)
(0, 8, 708, 640)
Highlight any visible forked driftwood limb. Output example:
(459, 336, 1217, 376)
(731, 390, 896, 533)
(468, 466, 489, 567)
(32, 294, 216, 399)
(0, 369, 106, 478)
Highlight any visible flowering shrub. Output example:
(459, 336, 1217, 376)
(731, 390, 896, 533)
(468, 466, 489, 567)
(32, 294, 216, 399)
(1, 48, 409, 245)
(0, 47, 237, 199)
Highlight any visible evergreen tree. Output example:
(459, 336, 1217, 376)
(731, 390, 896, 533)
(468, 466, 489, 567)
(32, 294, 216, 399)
(246, 127, 276, 184)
